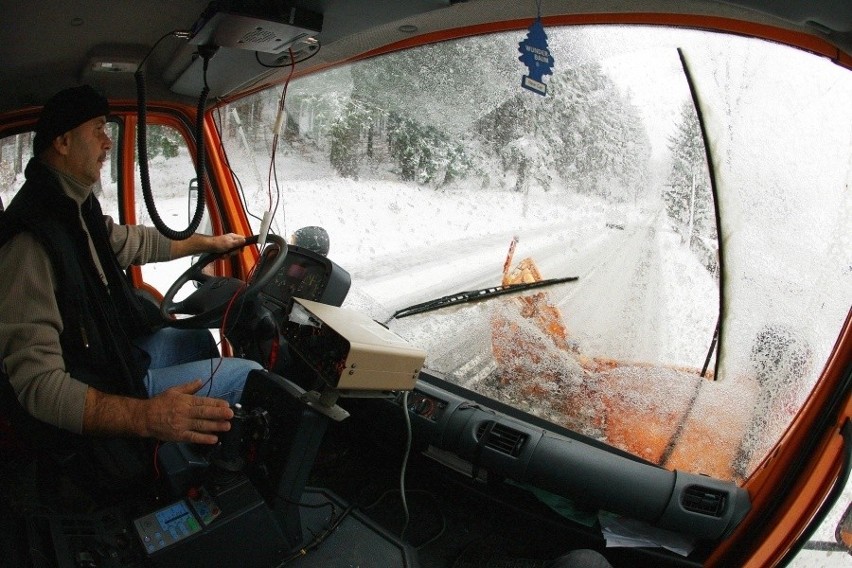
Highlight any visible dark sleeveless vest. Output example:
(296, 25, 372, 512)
(0, 158, 157, 495)
(0, 158, 154, 394)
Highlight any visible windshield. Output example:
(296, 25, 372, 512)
(219, 25, 852, 483)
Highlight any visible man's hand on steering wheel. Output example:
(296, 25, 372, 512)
(170, 232, 249, 260)
(210, 233, 248, 254)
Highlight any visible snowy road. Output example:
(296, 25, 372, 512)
(141, 200, 714, 379)
(377, 211, 712, 374)
(360, 218, 635, 317)
(556, 220, 667, 363)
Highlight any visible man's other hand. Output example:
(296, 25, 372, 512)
(144, 379, 234, 444)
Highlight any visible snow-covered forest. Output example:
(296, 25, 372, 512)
(0, 30, 718, 275)
(202, 31, 719, 278)
(227, 37, 656, 196)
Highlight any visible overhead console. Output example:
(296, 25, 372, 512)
(403, 379, 751, 542)
(167, 0, 323, 98)
(188, 1, 323, 54)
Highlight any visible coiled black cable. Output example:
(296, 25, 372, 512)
(135, 47, 213, 240)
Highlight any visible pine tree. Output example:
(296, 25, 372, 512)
(477, 61, 650, 199)
(329, 101, 370, 179)
(665, 100, 717, 270)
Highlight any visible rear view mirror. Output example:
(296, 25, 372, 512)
(187, 178, 199, 222)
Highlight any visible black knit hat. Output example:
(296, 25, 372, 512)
(32, 85, 110, 156)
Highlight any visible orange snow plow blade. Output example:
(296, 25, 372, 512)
(490, 237, 757, 481)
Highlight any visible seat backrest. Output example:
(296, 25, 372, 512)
(1, 368, 67, 451)
(0, 368, 156, 507)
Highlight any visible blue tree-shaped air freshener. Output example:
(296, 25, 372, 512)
(518, 18, 554, 96)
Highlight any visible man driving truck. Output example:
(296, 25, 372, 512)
(0, 85, 261, 460)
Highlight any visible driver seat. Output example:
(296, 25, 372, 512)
(0, 368, 157, 511)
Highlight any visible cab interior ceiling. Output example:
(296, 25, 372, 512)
(0, 0, 850, 116)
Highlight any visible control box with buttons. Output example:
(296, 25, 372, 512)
(187, 485, 221, 526)
(133, 500, 202, 555)
(130, 476, 287, 567)
(406, 389, 448, 422)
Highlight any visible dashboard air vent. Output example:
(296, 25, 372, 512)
(476, 422, 527, 457)
(682, 485, 727, 517)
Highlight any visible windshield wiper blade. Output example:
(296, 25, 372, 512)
(390, 276, 579, 320)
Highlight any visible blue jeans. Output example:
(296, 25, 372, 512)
(134, 327, 262, 406)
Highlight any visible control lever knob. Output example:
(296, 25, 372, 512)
(212, 403, 246, 472)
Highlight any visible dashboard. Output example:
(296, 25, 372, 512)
(399, 375, 752, 541)
(225, 243, 351, 375)
(244, 242, 751, 545)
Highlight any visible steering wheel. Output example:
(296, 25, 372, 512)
(160, 234, 288, 329)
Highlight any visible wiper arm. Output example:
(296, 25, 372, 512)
(390, 276, 578, 320)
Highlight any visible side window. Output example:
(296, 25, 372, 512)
(133, 123, 210, 296)
(1, 122, 120, 213)
(0, 132, 33, 208)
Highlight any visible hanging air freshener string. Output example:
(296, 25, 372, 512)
(518, 0, 554, 96)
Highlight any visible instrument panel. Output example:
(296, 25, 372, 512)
(256, 244, 351, 308)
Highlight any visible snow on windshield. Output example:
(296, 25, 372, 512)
(217, 27, 850, 482)
(5, 26, 847, 485)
